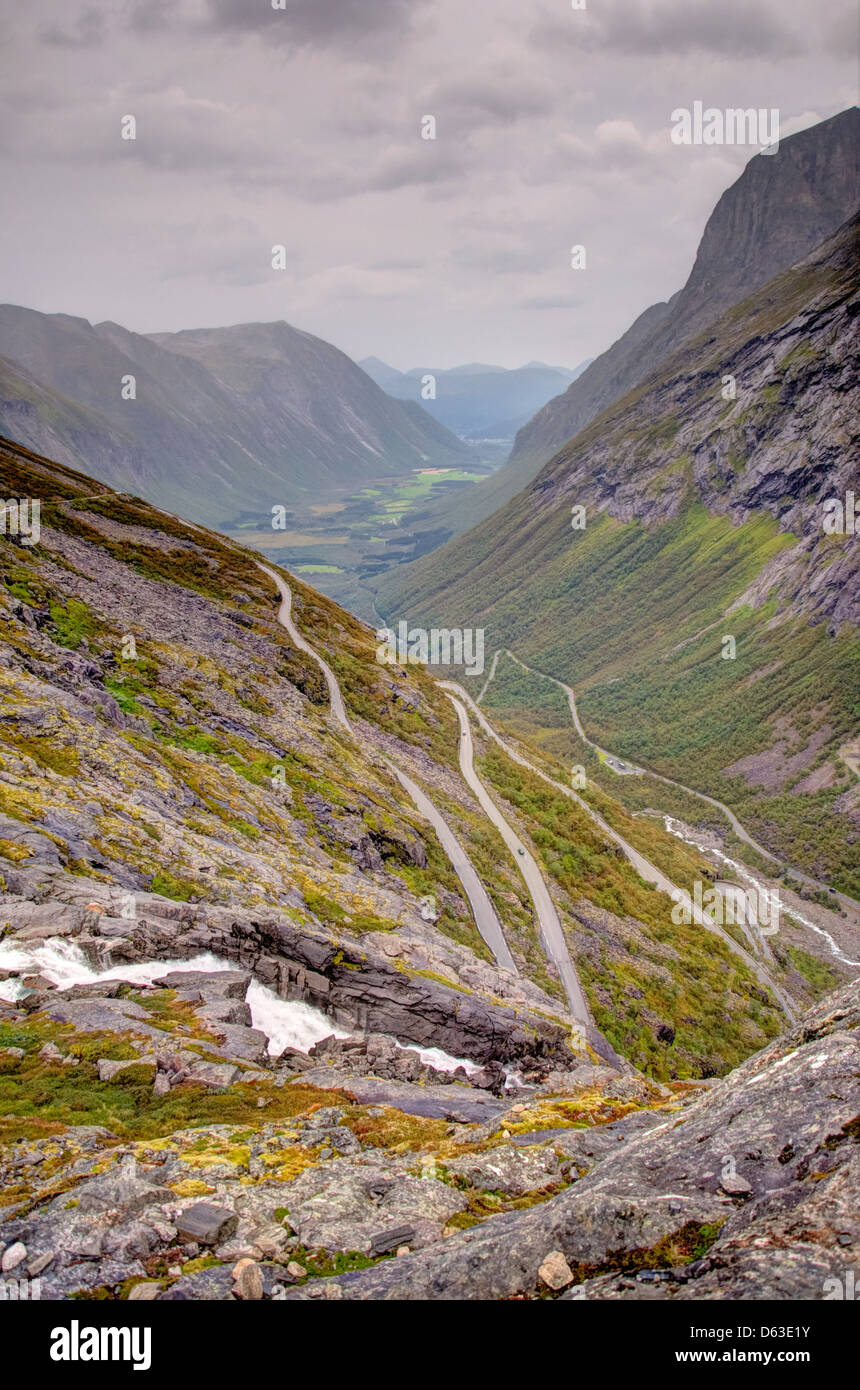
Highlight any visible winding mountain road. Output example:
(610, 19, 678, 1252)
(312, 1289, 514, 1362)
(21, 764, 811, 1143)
(445, 678, 798, 1021)
(260, 563, 796, 1021)
(258, 565, 517, 976)
(442, 688, 591, 1023)
(488, 649, 860, 920)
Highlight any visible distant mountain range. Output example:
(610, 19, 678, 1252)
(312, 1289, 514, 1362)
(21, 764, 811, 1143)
(0, 311, 470, 528)
(358, 356, 591, 440)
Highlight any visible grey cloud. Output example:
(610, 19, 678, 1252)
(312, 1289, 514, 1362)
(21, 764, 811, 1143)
(157, 220, 304, 286)
(515, 294, 580, 311)
(453, 242, 556, 276)
(424, 74, 554, 129)
(531, 0, 804, 59)
(820, 1, 860, 58)
(369, 258, 424, 271)
(40, 5, 105, 48)
(203, 0, 430, 51)
(126, 0, 178, 34)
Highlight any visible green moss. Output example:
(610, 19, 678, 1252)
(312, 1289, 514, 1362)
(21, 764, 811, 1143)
(287, 1246, 383, 1279)
(150, 868, 197, 901)
(49, 598, 96, 650)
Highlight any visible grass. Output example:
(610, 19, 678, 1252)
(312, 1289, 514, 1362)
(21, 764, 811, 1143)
(0, 1013, 353, 1147)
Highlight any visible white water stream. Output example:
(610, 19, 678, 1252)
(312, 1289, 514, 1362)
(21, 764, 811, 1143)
(663, 816, 860, 968)
(0, 937, 482, 1074)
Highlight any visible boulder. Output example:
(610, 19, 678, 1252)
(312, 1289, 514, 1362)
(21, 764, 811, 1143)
(174, 1203, 239, 1247)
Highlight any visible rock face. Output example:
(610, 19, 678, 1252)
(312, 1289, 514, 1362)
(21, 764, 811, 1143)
(281, 982, 860, 1301)
(2, 876, 573, 1070)
(0, 966, 855, 1301)
(502, 108, 860, 496)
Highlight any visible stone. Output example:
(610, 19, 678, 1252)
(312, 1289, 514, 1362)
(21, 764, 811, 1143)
(286, 1261, 307, 1279)
(233, 1260, 263, 1301)
(210, 1023, 270, 1064)
(253, 1224, 290, 1257)
(281, 1162, 467, 1254)
(370, 1225, 415, 1256)
(539, 1251, 574, 1291)
(158, 1262, 283, 1301)
(719, 1174, 752, 1197)
(97, 1057, 145, 1082)
(155, 970, 250, 1001)
(1, 1242, 27, 1273)
(446, 1144, 560, 1196)
(174, 1203, 238, 1247)
(199, 999, 253, 1027)
(44, 996, 165, 1042)
(74, 1166, 171, 1217)
(128, 1282, 161, 1301)
(27, 1251, 54, 1277)
(183, 1060, 241, 1089)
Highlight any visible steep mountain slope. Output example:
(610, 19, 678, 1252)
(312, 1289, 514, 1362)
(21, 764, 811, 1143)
(0, 435, 820, 1079)
(0, 308, 469, 529)
(280, 981, 860, 1302)
(358, 358, 590, 440)
(1, 437, 855, 1305)
(2, 957, 853, 1304)
(373, 216, 860, 896)
(406, 107, 859, 544)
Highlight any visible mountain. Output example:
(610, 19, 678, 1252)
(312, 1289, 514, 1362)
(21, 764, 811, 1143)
(4, 432, 834, 1070)
(407, 107, 860, 546)
(373, 213, 860, 899)
(0, 308, 470, 529)
(358, 356, 590, 440)
(505, 108, 860, 486)
(0, 436, 853, 1304)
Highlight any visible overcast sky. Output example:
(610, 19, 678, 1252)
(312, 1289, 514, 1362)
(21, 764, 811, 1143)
(0, 0, 856, 368)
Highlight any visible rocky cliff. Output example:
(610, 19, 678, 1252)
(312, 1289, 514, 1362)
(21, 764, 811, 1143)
(419, 107, 860, 542)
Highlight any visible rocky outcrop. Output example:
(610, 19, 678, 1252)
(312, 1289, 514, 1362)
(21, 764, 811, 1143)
(282, 981, 859, 1300)
(84, 898, 574, 1069)
(1, 951, 855, 1302)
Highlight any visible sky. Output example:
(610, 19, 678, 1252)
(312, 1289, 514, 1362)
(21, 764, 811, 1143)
(0, 0, 856, 369)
